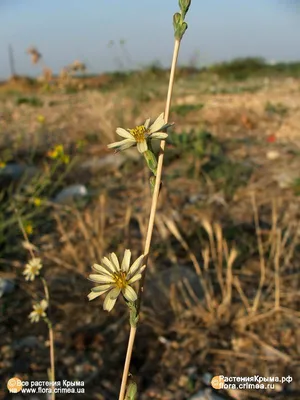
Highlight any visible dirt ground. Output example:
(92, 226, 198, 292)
(0, 73, 300, 399)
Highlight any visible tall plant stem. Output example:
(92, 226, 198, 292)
(48, 323, 56, 400)
(42, 278, 55, 400)
(118, 39, 181, 400)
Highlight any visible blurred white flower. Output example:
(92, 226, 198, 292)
(23, 258, 43, 281)
(88, 250, 145, 312)
(266, 150, 280, 160)
(29, 299, 48, 323)
(108, 113, 172, 153)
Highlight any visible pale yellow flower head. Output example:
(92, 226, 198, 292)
(29, 299, 48, 323)
(61, 154, 70, 164)
(33, 197, 42, 207)
(47, 144, 70, 164)
(24, 222, 33, 235)
(37, 115, 45, 124)
(47, 144, 64, 159)
(23, 257, 43, 281)
(108, 113, 172, 154)
(88, 250, 145, 312)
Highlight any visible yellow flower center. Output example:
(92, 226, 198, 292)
(31, 266, 38, 274)
(129, 125, 147, 143)
(113, 271, 128, 289)
(33, 198, 42, 207)
(36, 307, 44, 316)
(25, 225, 33, 235)
(55, 144, 64, 153)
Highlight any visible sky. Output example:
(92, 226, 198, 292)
(0, 0, 299, 78)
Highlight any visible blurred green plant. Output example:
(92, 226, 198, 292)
(207, 57, 300, 80)
(16, 96, 43, 107)
(0, 146, 76, 257)
(171, 103, 204, 117)
(265, 101, 289, 117)
(206, 158, 253, 198)
(64, 86, 79, 94)
(291, 178, 300, 196)
(169, 130, 252, 198)
(170, 130, 222, 158)
(208, 84, 261, 95)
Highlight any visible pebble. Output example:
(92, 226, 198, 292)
(54, 184, 88, 204)
(0, 278, 15, 297)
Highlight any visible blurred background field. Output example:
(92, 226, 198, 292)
(1, 1, 300, 399)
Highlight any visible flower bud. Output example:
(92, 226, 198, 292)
(173, 12, 182, 35)
(179, 0, 191, 19)
(175, 23, 188, 40)
(125, 381, 137, 400)
(143, 150, 158, 176)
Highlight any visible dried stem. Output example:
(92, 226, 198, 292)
(42, 278, 55, 399)
(251, 193, 266, 313)
(15, 210, 35, 259)
(274, 229, 281, 310)
(48, 323, 56, 400)
(118, 39, 181, 400)
(16, 210, 55, 399)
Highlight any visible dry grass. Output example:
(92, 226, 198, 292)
(0, 73, 300, 399)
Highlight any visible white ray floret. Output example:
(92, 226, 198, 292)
(29, 299, 48, 323)
(108, 113, 172, 154)
(23, 257, 43, 281)
(88, 249, 146, 311)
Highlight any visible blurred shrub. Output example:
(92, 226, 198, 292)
(265, 101, 289, 117)
(16, 96, 43, 107)
(207, 57, 300, 80)
(171, 103, 204, 117)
